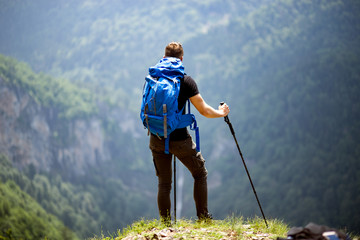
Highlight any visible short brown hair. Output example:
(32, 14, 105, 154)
(164, 42, 183, 59)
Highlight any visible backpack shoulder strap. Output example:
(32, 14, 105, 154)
(177, 100, 200, 152)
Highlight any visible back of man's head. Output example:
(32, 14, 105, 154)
(165, 42, 183, 59)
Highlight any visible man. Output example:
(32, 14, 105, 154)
(149, 42, 230, 222)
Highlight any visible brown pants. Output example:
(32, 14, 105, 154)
(149, 134, 208, 219)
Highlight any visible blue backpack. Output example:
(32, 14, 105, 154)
(140, 57, 200, 154)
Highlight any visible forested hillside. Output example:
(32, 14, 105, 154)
(156, 0, 360, 231)
(0, 55, 155, 239)
(185, 0, 360, 232)
(0, 155, 78, 240)
(0, 0, 359, 239)
(0, 0, 270, 110)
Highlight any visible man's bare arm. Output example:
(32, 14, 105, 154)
(189, 94, 229, 118)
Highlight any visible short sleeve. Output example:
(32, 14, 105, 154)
(178, 75, 199, 110)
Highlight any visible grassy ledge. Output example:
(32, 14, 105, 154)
(90, 217, 289, 240)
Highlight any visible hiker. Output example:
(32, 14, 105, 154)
(145, 42, 230, 222)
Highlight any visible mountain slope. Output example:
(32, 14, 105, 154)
(187, 0, 360, 231)
(0, 158, 77, 240)
(0, 55, 155, 237)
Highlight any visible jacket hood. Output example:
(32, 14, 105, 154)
(149, 57, 184, 81)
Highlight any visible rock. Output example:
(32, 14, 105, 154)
(0, 77, 111, 175)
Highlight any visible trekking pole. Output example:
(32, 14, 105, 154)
(220, 102, 268, 228)
(173, 155, 177, 224)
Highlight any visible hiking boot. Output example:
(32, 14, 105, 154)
(160, 217, 172, 227)
(197, 213, 213, 223)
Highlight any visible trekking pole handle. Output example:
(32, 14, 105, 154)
(220, 102, 230, 123)
(220, 102, 235, 136)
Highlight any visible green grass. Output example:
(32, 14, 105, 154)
(90, 217, 289, 240)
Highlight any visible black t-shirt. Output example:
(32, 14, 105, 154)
(170, 75, 199, 140)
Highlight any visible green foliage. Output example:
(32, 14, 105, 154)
(0, 54, 97, 119)
(0, 154, 155, 239)
(0, 179, 77, 240)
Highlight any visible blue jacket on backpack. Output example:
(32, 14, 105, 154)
(140, 57, 200, 154)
